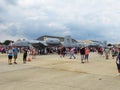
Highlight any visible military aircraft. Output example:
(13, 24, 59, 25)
(30, 35, 82, 47)
(30, 38, 61, 47)
(12, 35, 82, 48)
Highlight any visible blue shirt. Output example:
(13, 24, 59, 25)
(13, 48, 18, 55)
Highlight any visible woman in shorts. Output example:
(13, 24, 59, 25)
(8, 47, 13, 65)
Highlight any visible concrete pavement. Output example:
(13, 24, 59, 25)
(0, 53, 120, 90)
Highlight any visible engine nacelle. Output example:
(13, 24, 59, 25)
(46, 38, 60, 45)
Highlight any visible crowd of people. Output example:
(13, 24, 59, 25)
(57, 46, 120, 75)
(58, 46, 90, 63)
(5, 46, 37, 65)
(1, 45, 120, 76)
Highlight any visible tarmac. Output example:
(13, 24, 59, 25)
(0, 52, 120, 90)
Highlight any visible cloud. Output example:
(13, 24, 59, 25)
(0, 0, 120, 43)
(5, 0, 17, 5)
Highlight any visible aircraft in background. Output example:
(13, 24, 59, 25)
(12, 37, 62, 48)
(12, 36, 80, 48)
(30, 38, 62, 47)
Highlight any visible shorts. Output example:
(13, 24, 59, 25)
(81, 55, 85, 60)
(23, 55, 27, 61)
(85, 55, 89, 60)
(117, 64, 120, 70)
(14, 55, 17, 59)
(8, 56, 12, 59)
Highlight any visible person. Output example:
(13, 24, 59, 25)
(104, 47, 110, 59)
(111, 48, 115, 59)
(38, 49, 41, 55)
(98, 47, 103, 55)
(116, 48, 120, 76)
(13, 47, 18, 64)
(69, 47, 76, 59)
(27, 49, 31, 62)
(85, 47, 90, 63)
(59, 47, 66, 58)
(32, 48, 36, 59)
(23, 48, 27, 64)
(79, 47, 85, 63)
(8, 47, 13, 65)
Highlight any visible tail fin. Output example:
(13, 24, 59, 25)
(64, 35, 72, 47)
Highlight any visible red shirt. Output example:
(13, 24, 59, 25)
(85, 49, 89, 55)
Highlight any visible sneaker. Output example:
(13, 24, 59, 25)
(14, 62, 17, 64)
(9, 63, 12, 65)
(81, 62, 84, 64)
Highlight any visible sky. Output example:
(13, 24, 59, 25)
(0, 0, 120, 43)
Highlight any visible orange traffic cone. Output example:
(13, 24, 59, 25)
(27, 56, 31, 62)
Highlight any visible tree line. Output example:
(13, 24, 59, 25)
(0, 40, 14, 45)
